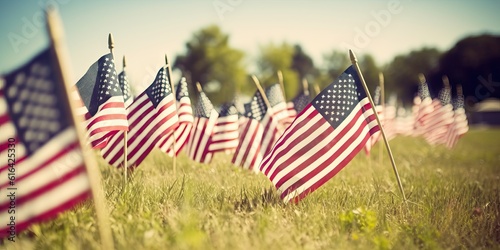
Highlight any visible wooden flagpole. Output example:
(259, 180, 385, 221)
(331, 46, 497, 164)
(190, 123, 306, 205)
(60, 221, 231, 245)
(196, 82, 203, 93)
(46, 8, 114, 249)
(251, 75, 272, 108)
(302, 78, 310, 96)
(313, 82, 321, 96)
(349, 50, 407, 202)
(277, 70, 285, 100)
(165, 54, 177, 176)
(379, 72, 385, 166)
(108, 34, 129, 185)
(442, 75, 450, 89)
(121, 54, 129, 184)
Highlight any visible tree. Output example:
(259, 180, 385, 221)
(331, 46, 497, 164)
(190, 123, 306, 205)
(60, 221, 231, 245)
(291, 45, 318, 82)
(323, 50, 351, 85)
(320, 51, 380, 99)
(437, 34, 500, 108)
(383, 47, 441, 106)
(256, 42, 299, 100)
(174, 25, 247, 105)
(358, 54, 380, 97)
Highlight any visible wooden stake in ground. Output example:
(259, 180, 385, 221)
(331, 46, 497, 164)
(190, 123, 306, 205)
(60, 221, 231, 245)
(313, 82, 321, 96)
(46, 8, 114, 249)
(379, 72, 385, 165)
(165, 54, 177, 176)
(349, 50, 407, 202)
(108, 33, 128, 185)
(277, 70, 285, 100)
(121, 54, 129, 184)
(302, 78, 310, 96)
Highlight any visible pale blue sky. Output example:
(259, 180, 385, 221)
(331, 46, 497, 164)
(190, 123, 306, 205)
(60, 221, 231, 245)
(1, 0, 499, 92)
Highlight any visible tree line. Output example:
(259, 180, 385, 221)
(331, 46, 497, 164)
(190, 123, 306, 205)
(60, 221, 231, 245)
(174, 25, 500, 109)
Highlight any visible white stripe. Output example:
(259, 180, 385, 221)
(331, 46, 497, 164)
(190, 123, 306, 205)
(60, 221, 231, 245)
(0, 172, 89, 230)
(281, 108, 371, 202)
(0, 128, 78, 186)
(193, 110, 218, 162)
(260, 106, 317, 175)
(262, 99, 371, 191)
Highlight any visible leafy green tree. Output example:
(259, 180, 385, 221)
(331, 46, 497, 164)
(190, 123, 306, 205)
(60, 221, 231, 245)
(320, 50, 379, 94)
(174, 25, 247, 104)
(437, 34, 500, 106)
(358, 54, 380, 97)
(383, 47, 441, 105)
(256, 42, 299, 100)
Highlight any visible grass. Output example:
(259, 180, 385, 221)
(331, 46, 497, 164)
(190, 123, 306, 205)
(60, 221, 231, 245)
(6, 128, 500, 249)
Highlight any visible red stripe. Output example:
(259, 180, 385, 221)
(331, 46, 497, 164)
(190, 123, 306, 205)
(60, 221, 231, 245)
(0, 114, 9, 126)
(267, 110, 327, 179)
(0, 163, 86, 211)
(232, 120, 253, 166)
(260, 106, 317, 175)
(191, 118, 210, 161)
(0, 189, 90, 238)
(105, 100, 176, 167)
(279, 115, 372, 201)
(0, 141, 80, 190)
(86, 113, 128, 130)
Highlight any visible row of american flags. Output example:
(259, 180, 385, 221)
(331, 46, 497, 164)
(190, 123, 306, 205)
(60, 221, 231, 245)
(0, 22, 468, 241)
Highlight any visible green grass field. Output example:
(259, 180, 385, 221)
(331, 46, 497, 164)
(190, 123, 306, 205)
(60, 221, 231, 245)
(7, 128, 500, 250)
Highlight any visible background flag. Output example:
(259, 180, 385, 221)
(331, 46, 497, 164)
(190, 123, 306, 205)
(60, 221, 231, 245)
(231, 96, 266, 171)
(422, 85, 454, 145)
(364, 86, 383, 155)
(208, 102, 239, 153)
(445, 91, 469, 148)
(413, 79, 434, 136)
(159, 77, 193, 156)
(101, 66, 178, 168)
(74, 53, 128, 149)
(285, 91, 310, 128)
(187, 89, 219, 163)
(118, 70, 134, 108)
(0, 49, 90, 237)
(259, 66, 379, 203)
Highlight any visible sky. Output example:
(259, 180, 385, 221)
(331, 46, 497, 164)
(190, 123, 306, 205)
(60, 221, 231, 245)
(1, 0, 500, 93)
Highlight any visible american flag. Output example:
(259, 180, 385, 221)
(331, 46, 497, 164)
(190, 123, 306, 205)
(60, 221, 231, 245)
(100, 66, 178, 168)
(231, 96, 267, 171)
(422, 86, 454, 145)
(75, 53, 128, 149)
(265, 83, 289, 131)
(158, 77, 193, 156)
(118, 70, 133, 108)
(259, 66, 379, 203)
(364, 86, 383, 155)
(445, 93, 469, 148)
(187, 90, 219, 163)
(0, 49, 90, 237)
(413, 79, 434, 136)
(208, 102, 239, 153)
(284, 92, 310, 128)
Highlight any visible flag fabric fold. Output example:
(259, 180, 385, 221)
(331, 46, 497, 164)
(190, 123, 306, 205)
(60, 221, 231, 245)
(284, 92, 310, 128)
(74, 53, 128, 149)
(413, 80, 434, 136)
(445, 93, 469, 148)
(187, 90, 219, 163)
(100, 66, 178, 168)
(208, 102, 239, 153)
(118, 70, 134, 108)
(0, 48, 90, 238)
(422, 86, 454, 145)
(258, 66, 380, 203)
(158, 77, 193, 156)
